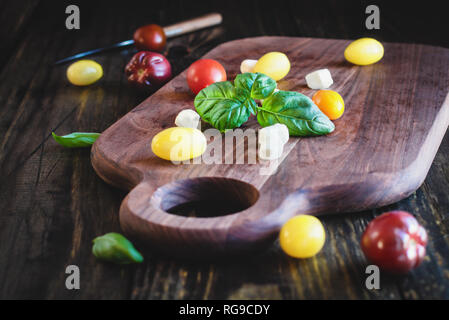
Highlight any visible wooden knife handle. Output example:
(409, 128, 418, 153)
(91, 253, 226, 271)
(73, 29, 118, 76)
(163, 13, 223, 38)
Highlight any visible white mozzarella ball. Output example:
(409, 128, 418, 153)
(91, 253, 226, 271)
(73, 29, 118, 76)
(258, 143, 284, 160)
(273, 123, 289, 145)
(258, 123, 289, 146)
(258, 124, 289, 160)
(305, 68, 333, 89)
(240, 59, 258, 74)
(175, 109, 201, 129)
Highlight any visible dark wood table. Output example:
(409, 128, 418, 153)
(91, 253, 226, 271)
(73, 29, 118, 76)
(1, 0, 448, 299)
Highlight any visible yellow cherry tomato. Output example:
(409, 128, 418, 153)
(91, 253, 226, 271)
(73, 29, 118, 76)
(344, 38, 384, 66)
(280, 215, 326, 259)
(66, 60, 103, 86)
(151, 127, 207, 161)
(253, 52, 290, 81)
(312, 90, 345, 120)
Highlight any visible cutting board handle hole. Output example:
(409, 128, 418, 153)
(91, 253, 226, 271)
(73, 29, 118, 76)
(152, 177, 259, 218)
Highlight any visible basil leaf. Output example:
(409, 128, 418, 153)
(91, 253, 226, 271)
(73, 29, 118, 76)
(52, 132, 100, 148)
(243, 95, 258, 115)
(234, 72, 277, 100)
(257, 91, 335, 136)
(194, 82, 251, 132)
(92, 233, 143, 264)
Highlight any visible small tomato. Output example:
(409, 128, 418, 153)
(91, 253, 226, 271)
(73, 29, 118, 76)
(253, 52, 290, 81)
(66, 60, 103, 86)
(187, 59, 227, 94)
(344, 38, 384, 66)
(133, 24, 166, 52)
(280, 215, 326, 258)
(361, 211, 428, 274)
(312, 90, 345, 120)
(151, 127, 207, 161)
(125, 51, 172, 90)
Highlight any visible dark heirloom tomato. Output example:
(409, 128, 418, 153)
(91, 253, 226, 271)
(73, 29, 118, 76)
(361, 211, 428, 274)
(133, 24, 166, 52)
(125, 51, 172, 90)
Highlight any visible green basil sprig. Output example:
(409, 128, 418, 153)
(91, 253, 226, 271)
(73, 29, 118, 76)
(52, 132, 100, 148)
(194, 72, 335, 136)
(194, 73, 276, 132)
(234, 72, 277, 100)
(92, 232, 143, 264)
(194, 81, 252, 132)
(257, 91, 335, 136)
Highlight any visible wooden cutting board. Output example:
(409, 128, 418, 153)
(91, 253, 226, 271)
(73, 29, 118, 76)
(91, 36, 449, 257)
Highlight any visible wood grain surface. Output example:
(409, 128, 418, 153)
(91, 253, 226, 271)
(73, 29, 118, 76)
(92, 36, 449, 256)
(1, 0, 449, 299)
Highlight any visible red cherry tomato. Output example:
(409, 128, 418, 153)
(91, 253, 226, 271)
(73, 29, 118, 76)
(186, 59, 227, 94)
(133, 24, 166, 52)
(361, 210, 428, 274)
